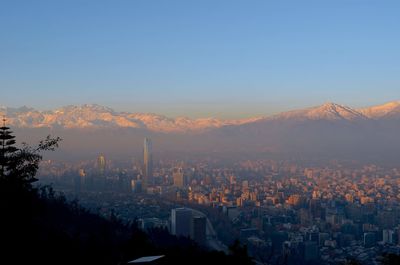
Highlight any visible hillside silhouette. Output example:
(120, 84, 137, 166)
(0, 123, 254, 265)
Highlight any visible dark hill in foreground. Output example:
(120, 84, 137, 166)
(0, 184, 253, 265)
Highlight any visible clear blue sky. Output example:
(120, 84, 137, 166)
(1, 0, 399, 118)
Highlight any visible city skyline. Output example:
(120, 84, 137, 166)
(3, 1, 400, 264)
(1, 1, 400, 118)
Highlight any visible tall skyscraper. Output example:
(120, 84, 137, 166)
(173, 167, 184, 187)
(191, 216, 207, 245)
(143, 138, 153, 188)
(77, 168, 86, 191)
(96, 154, 107, 190)
(171, 208, 192, 237)
(97, 154, 106, 175)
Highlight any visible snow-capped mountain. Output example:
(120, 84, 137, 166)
(268, 102, 368, 122)
(0, 104, 258, 132)
(1, 101, 399, 133)
(5, 101, 400, 162)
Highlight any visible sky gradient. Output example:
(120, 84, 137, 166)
(1, 0, 399, 118)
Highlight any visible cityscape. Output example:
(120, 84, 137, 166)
(35, 136, 400, 264)
(1, 1, 400, 264)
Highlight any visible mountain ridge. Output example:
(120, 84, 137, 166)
(1, 101, 399, 132)
(264, 102, 368, 122)
(359, 101, 400, 119)
(0, 104, 260, 132)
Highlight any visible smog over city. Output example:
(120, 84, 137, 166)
(1, 1, 400, 265)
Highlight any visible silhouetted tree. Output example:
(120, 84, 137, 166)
(0, 118, 17, 177)
(0, 120, 64, 264)
(0, 118, 61, 190)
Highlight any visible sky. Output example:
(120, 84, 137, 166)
(1, 0, 399, 118)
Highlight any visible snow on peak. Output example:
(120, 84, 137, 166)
(1, 104, 256, 132)
(359, 101, 400, 119)
(271, 102, 367, 121)
(3, 101, 400, 132)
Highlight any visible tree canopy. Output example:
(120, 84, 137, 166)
(0, 118, 61, 189)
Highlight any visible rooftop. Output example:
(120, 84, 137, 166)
(128, 255, 165, 264)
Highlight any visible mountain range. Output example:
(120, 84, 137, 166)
(3, 101, 400, 163)
(2, 101, 400, 132)
(0, 104, 258, 132)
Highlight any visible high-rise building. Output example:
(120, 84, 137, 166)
(97, 154, 106, 175)
(171, 208, 192, 237)
(382, 229, 395, 244)
(143, 138, 153, 188)
(139, 218, 168, 231)
(76, 168, 86, 191)
(173, 167, 184, 187)
(131, 179, 143, 193)
(191, 216, 207, 245)
(95, 154, 107, 190)
(364, 232, 376, 247)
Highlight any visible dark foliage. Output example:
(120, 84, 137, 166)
(0, 125, 254, 265)
(380, 253, 400, 265)
(0, 122, 61, 189)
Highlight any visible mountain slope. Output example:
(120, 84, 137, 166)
(267, 102, 367, 122)
(358, 101, 400, 119)
(200, 101, 400, 162)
